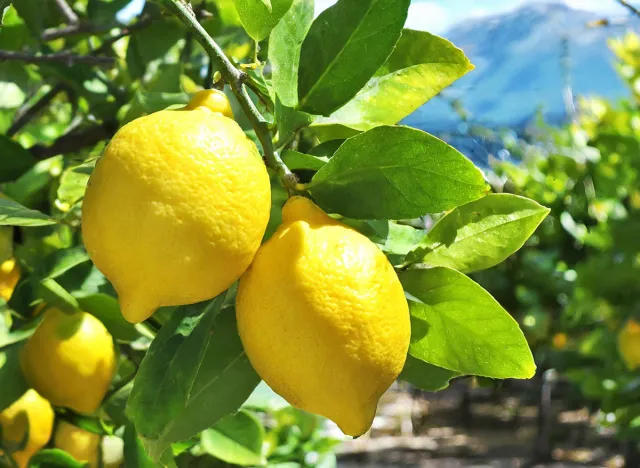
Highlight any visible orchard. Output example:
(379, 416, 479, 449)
(0, 0, 637, 466)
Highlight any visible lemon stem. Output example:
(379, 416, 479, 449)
(161, 0, 301, 193)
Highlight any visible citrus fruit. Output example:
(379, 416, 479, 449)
(0, 389, 54, 468)
(0, 257, 20, 302)
(82, 90, 271, 323)
(236, 196, 410, 436)
(21, 308, 117, 414)
(619, 318, 640, 370)
(54, 421, 101, 468)
(552, 332, 568, 350)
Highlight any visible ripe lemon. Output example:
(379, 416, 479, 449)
(0, 389, 54, 468)
(82, 90, 271, 323)
(54, 421, 101, 468)
(0, 257, 20, 302)
(619, 319, 640, 370)
(237, 197, 410, 436)
(20, 308, 117, 414)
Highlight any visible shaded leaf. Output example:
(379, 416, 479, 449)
(297, 0, 410, 115)
(401, 267, 535, 379)
(307, 126, 488, 219)
(0, 344, 29, 412)
(28, 449, 87, 468)
(0, 197, 56, 227)
(0, 135, 36, 182)
(37, 278, 79, 314)
(405, 194, 550, 272)
(75, 293, 140, 343)
(399, 355, 459, 392)
(281, 150, 327, 171)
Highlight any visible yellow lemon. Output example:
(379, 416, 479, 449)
(20, 308, 117, 414)
(237, 197, 410, 436)
(54, 421, 100, 468)
(0, 389, 54, 468)
(185, 89, 234, 118)
(552, 332, 568, 350)
(0, 257, 20, 302)
(619, 319, 640, 370)
(82, 90, 271, 323)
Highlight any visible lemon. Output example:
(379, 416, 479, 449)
(0, 389, 54, 468)
(237, 197, 410, 436)
(54, 421, 101, 468)
(0, 257, 20, 302)
(619, 319, 640, 370)
(552, 332, 568, 350)
(82, 90, 271, 324)
(20, 308, 117, 414)
(185, 89, 234, 118)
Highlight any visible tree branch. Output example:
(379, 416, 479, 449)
(0, 50, 114, 66)
(42, 14, 152, 42)
(29, 121, 117, 160)
(160, 0, 300, 191)
(54, 0, 79, 24)
(7, 84, 67, 137)
(616, 0, 640, 18)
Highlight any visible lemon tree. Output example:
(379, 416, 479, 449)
(0, 0, 547, 465)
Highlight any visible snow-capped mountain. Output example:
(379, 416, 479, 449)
(404, 3, 636, 132)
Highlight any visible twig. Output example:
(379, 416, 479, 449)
(161, 0, 302, 191)
(54, 0, 78, 24)
(29, 121, 117, 160)
(616, 0, 640, 18)
(93, 16, 154, 55)
(0, 50, 114, 66)
(41, 23, 109, 41)
(7, 84, 67, 137)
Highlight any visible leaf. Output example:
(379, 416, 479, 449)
(307, 126, 489, 219)
(345, 220, 426, 262)
(405, 194, 550, 273)
(126, 20, 184, 81)
(126, 298, 260, 459)
(0, 197, 56, 226)
(260, 0, 273, 12)
(37, 278, 80, 314)
(233, 0, 295, 41)
(0, 135, 36, 182)
(274, 97, 314, 146)
(281, 150, 327, 171)
(401, 267, 535, 379)
(270, 0, 315, 107)
(399, 355, 459, 392)
(313, 29, 473, 132)
(124, 424, 157, 468)
(57, 161, 94, 210)
(296, 0, 410, 116)
(75, 293, 140, 343)
(0, 344, 29, 412)
(200, 410, 265, 466)
(41, 247, 90, 280)
(3, 156, 62, 207)
(28, 449, 87, 468)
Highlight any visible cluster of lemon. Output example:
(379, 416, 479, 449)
(80, 90, 411, 436)
(0, 259, 118, 467)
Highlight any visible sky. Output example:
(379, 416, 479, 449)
(119, 0, 633, 34)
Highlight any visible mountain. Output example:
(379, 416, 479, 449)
(403, 3, 636, 133)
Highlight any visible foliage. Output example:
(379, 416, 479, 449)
(0, 0, 543, 465)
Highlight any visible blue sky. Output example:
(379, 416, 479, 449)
(120, 0, 632, 34)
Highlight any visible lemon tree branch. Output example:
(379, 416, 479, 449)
(161, 0, 299, 191)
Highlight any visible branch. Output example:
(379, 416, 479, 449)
(54, 0, 78, 24)
(0, 50, 114, 66)
(29, 121, 117, 160)
(42, 15, 151, 42)
(161, 0, 301, 191)
(616, 0, 640, 18)
(7, 84, 67, 137)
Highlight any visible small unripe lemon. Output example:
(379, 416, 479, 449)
(0, 390, 54, 468)
(82, 90, 270, 323)
(54, 421, 101, 468)
(619, 319, 640, 370)
(21, 308, 117, 414)
(237, 197, 410, 436)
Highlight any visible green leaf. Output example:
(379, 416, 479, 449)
(56, 162, 93, 210)
(75, 293, 140, 343)
(41, 247, 90, 280)
(126, 20, 184, 81)
(274, 97, 314, 146)
(37, 278, 80, 314)
(3, 156, 62, 208)
(405, 194, 550, 272)
(126, 297, 260, 459)
(260, 0, 273, 12)
(297, 0, 410, 116)
(401, 267, 535, 379)
(0, 197, 56, 227)
(0, 344, 29, 412)
(200, 410, 265, 466)
(313, 29, 473, 132)
(233, 0, 294, 41)
(399, 355, 459, 392)
(0, 135, 36, 182)
(281, 150, 327, 171)
(307, 126, 489, 219)
(344, 220, 426, 262)
(270, 0, 315, 107)
(124, 424, 157, 468)
(28, 449, 87, 468)
(121, 91, 190, 125)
